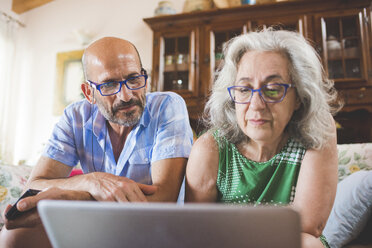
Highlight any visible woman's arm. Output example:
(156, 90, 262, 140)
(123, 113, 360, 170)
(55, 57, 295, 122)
(185, 132, 220, 202)
(293, 121, 338, 239)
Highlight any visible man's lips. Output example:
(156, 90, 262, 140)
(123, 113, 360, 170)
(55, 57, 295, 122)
(114, 103, 137, 113)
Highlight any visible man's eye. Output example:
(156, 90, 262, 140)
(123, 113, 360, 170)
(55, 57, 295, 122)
(101, 82, 118, 89)
(127, 77, 141, 84)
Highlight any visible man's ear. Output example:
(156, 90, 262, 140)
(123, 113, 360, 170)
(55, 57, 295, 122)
(81, 82, 95, 104)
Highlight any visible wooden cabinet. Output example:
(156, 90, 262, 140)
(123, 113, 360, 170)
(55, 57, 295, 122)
(144, 0, 372, 142)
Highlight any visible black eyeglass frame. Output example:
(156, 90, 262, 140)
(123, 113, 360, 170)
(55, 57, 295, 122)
(227, 83, 295, 104)
(87, 69, 148, 96)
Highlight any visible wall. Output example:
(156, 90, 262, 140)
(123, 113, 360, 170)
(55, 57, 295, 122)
(0, 0, 185, 164)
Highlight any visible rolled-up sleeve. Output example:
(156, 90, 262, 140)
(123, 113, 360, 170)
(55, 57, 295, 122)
(151, 93, 193, 163)
(42, 106, 79, 167)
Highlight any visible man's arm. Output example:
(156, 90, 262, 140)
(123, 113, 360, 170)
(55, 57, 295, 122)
(146, 157, 187, 202)
(27, 156, 157, 202)
(144, 93, 193, 202)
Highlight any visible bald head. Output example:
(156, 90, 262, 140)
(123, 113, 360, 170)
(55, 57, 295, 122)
(82, 37, 142, 80)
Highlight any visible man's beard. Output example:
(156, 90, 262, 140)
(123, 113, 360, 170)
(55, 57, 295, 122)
(95, 93, 145, 127)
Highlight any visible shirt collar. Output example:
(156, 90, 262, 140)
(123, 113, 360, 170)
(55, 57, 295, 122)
(85, 105, 106, 139)
(139, 104, 150, 128)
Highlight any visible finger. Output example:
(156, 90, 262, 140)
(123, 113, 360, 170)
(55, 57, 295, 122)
(121, 184, 143, 202)
(4, 204, 12, 212)
(3, 204, 12, 214)
(16, 195, 38, 212)
(2, 204, 12, 220)
(115, 194, 129, 203)
(134, 186, 147, 202)
(138, 183, 158, 195)
(15, 188, 59, 212)
(127, 186, 147, 202)
(5, 209, 41, 230)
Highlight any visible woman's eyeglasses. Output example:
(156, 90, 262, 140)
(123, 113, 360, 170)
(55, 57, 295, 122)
(227, 83, 295, 104)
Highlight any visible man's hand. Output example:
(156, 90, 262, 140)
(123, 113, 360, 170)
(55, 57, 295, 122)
(88, 172, 158, 202)
(2, 187, 92, 230)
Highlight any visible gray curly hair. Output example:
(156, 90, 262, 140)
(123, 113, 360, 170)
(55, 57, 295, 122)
(204, 29, 340, 149)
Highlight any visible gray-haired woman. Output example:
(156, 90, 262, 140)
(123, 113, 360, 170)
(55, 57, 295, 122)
(185, 29, 340, 248)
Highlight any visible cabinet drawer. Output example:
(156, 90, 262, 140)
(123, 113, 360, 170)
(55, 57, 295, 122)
(339, 87, 372, 105)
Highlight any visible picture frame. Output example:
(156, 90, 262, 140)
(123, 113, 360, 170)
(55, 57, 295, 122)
(53, 49, 85, 115)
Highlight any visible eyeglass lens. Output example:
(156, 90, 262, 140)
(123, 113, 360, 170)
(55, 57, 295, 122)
(232, 84, 286, 103)
(99, 75, 146, 95)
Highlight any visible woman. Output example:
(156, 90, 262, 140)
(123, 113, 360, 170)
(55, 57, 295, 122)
(185, 29, 340, 248)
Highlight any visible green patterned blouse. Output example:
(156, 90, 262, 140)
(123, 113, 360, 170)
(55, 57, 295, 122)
(214, 132, 305, 205)
(213, 132, 330, 247)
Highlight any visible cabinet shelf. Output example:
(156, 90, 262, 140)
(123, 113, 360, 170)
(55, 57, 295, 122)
(328, 47, 361, 60)
(164, 64, 176, 72)
(164, 64, 190, 72)
(328, 56, 361, 61)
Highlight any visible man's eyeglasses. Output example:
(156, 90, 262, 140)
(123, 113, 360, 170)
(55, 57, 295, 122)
(227, 83, 295, 104)
(87, 74, 148, 96)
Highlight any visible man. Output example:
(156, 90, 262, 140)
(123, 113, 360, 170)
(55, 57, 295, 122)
(0, 37, 193, 247)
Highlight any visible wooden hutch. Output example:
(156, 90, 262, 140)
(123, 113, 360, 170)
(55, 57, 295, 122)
(144, 0, 372, 143)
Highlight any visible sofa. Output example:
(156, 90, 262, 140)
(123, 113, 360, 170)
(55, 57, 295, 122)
(0, 143, 371, 247)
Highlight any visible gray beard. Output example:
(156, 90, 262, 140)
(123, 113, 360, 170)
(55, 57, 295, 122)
(97, 103, 143, 127)
(94, 94, 145, 127)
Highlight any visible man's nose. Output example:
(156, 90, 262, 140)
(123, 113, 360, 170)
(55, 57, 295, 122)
(117, 84, 133, 102)
(249, 90, 266, 109)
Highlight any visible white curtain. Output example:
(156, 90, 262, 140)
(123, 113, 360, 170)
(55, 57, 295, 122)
(0, 13, 22, 164)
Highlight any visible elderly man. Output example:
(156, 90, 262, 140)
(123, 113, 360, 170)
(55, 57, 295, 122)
(0, 37, 193, 247)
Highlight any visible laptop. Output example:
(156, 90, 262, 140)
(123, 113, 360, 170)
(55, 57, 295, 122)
(38, 200, 301, 248)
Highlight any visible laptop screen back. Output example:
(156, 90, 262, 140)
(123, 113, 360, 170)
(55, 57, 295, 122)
(38, 200, 301, 248)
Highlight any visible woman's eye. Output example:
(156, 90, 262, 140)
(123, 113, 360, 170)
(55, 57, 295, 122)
(238, 88, 250, 93)
(266, 83, 280, 89)
(264, 89, 280, 97)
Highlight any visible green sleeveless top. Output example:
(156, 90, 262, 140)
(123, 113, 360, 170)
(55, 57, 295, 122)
(214, 132, 305, 205)
(213, 132, 330, 248)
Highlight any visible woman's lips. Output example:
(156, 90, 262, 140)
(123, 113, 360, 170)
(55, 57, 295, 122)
(249, 119, 268, 126)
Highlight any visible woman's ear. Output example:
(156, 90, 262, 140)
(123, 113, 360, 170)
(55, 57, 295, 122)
(294, 96, 301, 110)
(81, 82, 95, 104)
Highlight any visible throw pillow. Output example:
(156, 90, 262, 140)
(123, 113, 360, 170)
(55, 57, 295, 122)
(323, 170, 372, 248)
(0, 164, 32, 229)
(337, 143, 372, 181)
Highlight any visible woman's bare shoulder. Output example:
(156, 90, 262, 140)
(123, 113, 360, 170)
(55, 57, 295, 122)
(193, 131, 219, 150)
(186, 131, 220, 202)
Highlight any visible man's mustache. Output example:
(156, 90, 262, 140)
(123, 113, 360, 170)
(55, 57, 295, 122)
(112, 99, 142, 113)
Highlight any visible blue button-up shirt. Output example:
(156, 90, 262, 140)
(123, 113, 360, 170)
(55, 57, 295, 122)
(43, 92, 193, 185)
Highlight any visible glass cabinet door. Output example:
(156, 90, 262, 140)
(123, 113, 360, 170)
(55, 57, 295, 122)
(212, 28, 244, 71)
(319, 12, 368, 82)
(202, 23, 245, 97)
(159, 31, 196, 95)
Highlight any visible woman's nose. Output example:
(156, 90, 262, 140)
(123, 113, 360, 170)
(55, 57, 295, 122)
(249, 90, 266, 109)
